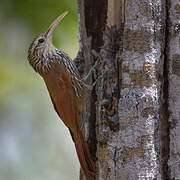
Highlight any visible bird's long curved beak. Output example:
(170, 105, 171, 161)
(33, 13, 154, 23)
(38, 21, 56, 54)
(46, 11, 68, 39)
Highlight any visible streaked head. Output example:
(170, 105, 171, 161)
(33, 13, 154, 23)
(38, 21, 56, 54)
(27, 11, 68, 73)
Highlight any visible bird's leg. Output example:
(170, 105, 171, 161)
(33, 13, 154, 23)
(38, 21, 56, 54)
(92, 72, 106, 87)
(83, 60, 99, 81)
(83, 50, 102, 82)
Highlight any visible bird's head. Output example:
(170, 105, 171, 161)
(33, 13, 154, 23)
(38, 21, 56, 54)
(28, 11, 68, 73)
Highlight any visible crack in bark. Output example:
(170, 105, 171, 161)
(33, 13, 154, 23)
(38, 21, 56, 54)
(161, 0, 170, 179)
(113, 148, 117, 179)
(117, 0, 125, 101)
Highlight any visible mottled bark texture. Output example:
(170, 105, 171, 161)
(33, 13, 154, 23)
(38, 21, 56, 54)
(76, 0, 179, 179)
(168, 0, 180, 179)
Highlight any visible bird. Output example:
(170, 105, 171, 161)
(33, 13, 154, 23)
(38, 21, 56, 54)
(27, 11, 96, 180)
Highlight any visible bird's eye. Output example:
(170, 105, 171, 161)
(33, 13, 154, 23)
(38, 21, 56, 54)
(38, 38, 45, 44)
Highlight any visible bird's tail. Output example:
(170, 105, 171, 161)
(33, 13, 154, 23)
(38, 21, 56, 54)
(74, 129, 96, 180)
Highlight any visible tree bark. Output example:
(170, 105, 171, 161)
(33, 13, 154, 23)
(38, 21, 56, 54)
(167, 0, 180, 179)
(76, 0, 179, 179)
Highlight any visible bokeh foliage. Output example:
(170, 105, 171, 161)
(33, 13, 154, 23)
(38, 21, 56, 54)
(0, 0, 79, 180)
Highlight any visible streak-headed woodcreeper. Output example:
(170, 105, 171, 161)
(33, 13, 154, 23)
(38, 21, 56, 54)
(28, 12, 96, 180)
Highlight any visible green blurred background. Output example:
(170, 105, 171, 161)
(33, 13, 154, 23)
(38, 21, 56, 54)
(0, 0, 79, 179)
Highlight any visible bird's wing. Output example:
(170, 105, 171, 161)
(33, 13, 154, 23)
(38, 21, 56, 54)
(43, 61, 96, 179)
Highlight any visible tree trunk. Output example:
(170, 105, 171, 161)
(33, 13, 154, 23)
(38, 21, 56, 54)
(168, 0, 180, 179)
(76, 0, 179, 179)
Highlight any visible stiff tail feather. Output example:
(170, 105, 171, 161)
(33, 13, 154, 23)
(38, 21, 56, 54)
(74, 130, 96, 180)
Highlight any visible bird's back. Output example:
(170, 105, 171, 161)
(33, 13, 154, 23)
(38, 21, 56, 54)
(41, 51, 89, 131)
